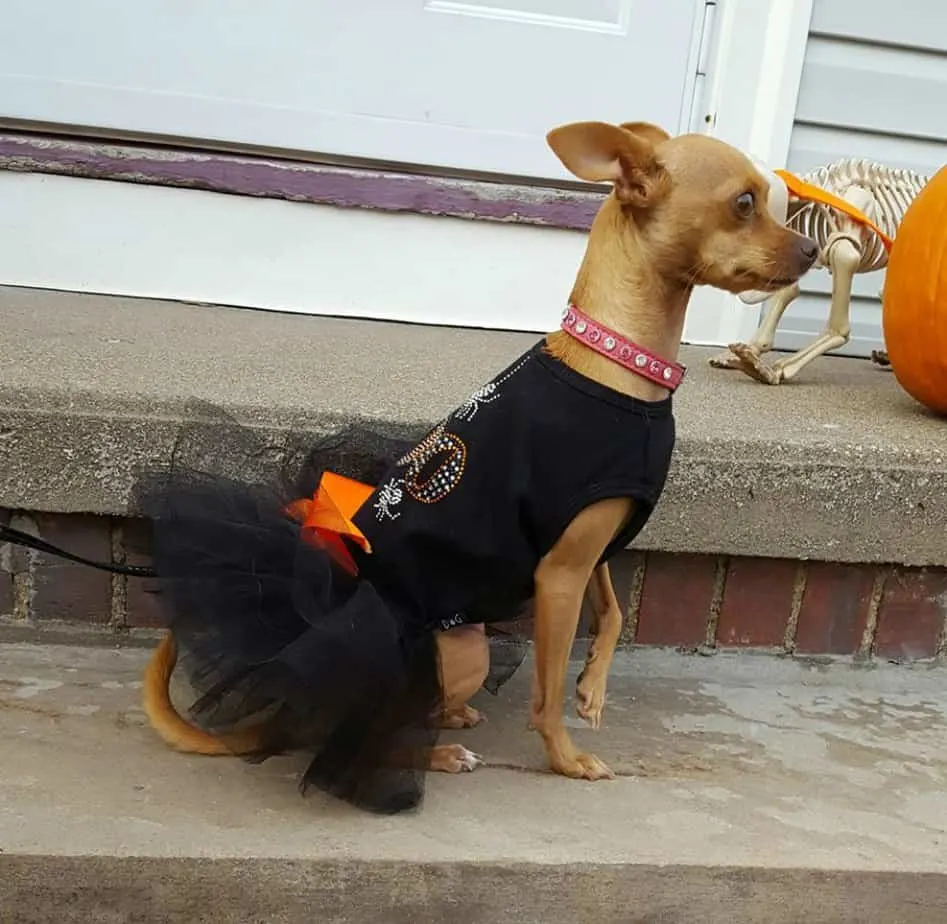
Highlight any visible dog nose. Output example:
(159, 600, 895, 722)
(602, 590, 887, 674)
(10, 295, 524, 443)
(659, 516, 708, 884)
(790, 235, 819, 276)
(798, 237, 819, 267)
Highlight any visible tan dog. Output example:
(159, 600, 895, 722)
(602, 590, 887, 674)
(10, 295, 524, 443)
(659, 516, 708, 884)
(144, 119, 817, 783)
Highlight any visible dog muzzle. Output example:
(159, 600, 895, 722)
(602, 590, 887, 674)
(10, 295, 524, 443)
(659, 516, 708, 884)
(738, 158, 793, 306)
(738, 156, 894, 306)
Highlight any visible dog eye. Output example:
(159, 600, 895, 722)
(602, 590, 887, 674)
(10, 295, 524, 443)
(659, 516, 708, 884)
(734, 191, 755, 218)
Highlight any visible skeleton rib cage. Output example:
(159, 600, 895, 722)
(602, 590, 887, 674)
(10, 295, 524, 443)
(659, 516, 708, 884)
(711, 158, 932, 385)
(786, 158, 930, 273)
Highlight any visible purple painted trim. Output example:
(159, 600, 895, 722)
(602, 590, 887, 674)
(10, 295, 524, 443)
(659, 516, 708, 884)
(0, 133, 605, 232)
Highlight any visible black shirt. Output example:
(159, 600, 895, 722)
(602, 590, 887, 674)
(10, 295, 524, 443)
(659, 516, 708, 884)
(353, 341, 675, 632)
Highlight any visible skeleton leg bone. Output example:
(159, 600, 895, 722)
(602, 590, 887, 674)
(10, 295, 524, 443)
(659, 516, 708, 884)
(765, 236, 860, 383)
(728, 236, 861, 385)
(709, 282, 802, 372)
(711, 172, 913, 384)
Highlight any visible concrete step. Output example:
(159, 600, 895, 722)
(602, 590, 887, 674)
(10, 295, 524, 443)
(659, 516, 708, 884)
(2, 284, 945, 567)
(3, 641, 947, 922)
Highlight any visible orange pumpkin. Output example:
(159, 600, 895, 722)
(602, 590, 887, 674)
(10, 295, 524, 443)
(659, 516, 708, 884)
(882, 164, 947, 415)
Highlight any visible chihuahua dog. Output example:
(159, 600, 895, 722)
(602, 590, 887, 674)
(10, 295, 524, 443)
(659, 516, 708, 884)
(144, 119, 818, 789)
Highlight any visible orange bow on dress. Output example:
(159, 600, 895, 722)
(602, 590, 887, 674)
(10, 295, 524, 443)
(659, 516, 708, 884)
(286, 471, 374, 575)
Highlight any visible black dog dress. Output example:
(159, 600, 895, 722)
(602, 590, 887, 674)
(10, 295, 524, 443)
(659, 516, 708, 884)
(139, 340, 675, 814)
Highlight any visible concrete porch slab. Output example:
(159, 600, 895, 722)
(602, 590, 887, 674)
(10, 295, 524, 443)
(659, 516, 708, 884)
(2, 641, 947, 921)
(1, 285, 946, 565)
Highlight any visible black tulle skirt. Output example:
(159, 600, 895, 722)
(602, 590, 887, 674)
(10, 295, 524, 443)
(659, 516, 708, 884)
(132, 403, 525, 815)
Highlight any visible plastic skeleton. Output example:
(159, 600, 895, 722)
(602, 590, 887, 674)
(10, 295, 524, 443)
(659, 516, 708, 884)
(709, 158, 930, 384)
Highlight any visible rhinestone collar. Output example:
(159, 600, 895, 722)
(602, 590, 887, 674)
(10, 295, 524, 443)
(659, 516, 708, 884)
(560, 304, 686, 393)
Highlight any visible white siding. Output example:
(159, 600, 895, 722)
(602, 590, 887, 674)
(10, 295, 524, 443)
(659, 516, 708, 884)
(774, 0, 947, 357)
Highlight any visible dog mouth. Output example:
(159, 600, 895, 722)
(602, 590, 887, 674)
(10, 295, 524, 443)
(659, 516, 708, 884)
(753, 274, 800, 292)
(725, 274, 799, 296)
(726, 265, 803, 294)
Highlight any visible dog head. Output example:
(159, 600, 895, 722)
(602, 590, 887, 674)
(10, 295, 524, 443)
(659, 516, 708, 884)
(546, 120, 818, 296)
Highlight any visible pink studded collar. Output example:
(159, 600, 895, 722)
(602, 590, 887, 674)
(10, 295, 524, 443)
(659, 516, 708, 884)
(560, 304, 687, 393)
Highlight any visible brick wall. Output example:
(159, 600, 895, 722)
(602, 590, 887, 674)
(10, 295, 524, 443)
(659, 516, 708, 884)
(2, 510, 946, 661)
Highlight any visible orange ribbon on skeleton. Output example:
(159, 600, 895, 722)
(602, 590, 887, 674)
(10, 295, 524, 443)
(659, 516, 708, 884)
(774, 169, 894, 252)
(285, 471, 374, 575)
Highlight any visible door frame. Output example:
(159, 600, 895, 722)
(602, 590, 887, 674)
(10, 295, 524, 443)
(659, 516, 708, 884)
(681, 0, 814, 346)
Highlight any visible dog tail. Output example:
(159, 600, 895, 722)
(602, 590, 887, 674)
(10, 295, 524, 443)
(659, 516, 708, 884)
(142, 633, 261, 756)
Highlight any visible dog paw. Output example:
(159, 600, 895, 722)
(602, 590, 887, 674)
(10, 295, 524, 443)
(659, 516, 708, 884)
(575, 683, 605, 731)
(575, 672, 606, 730)
(429, 744, 485, 774)
(551, 751, 615, 782)
(440, 705, 485, 729)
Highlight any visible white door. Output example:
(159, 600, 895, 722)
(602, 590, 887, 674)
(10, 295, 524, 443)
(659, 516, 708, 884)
(0, 0, 703, 180)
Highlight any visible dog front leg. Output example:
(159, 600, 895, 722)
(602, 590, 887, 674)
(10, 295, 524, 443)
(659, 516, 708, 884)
(575, 562, 624, 730)
(530, 498, 631, 781)
(532, 571, 612, 779)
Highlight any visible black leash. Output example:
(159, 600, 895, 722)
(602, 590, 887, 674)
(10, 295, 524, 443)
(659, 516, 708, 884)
(0, 524, 157, 578)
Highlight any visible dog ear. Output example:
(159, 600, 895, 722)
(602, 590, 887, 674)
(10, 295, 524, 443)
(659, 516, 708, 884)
(546, 120, 669, 209)
(619, 121, 671, 146)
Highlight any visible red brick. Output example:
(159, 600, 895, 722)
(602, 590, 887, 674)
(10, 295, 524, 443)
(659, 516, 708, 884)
(0, 570, 13, 617)
(127, 587, 166, 629)
(123, 518, 165, 629)
(717, 557, 797, 648)
(636, 552, 716, 647)
(795, 562, 876, 655)
(875, 568, 947, 661)
(32, 514, 112, 624)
